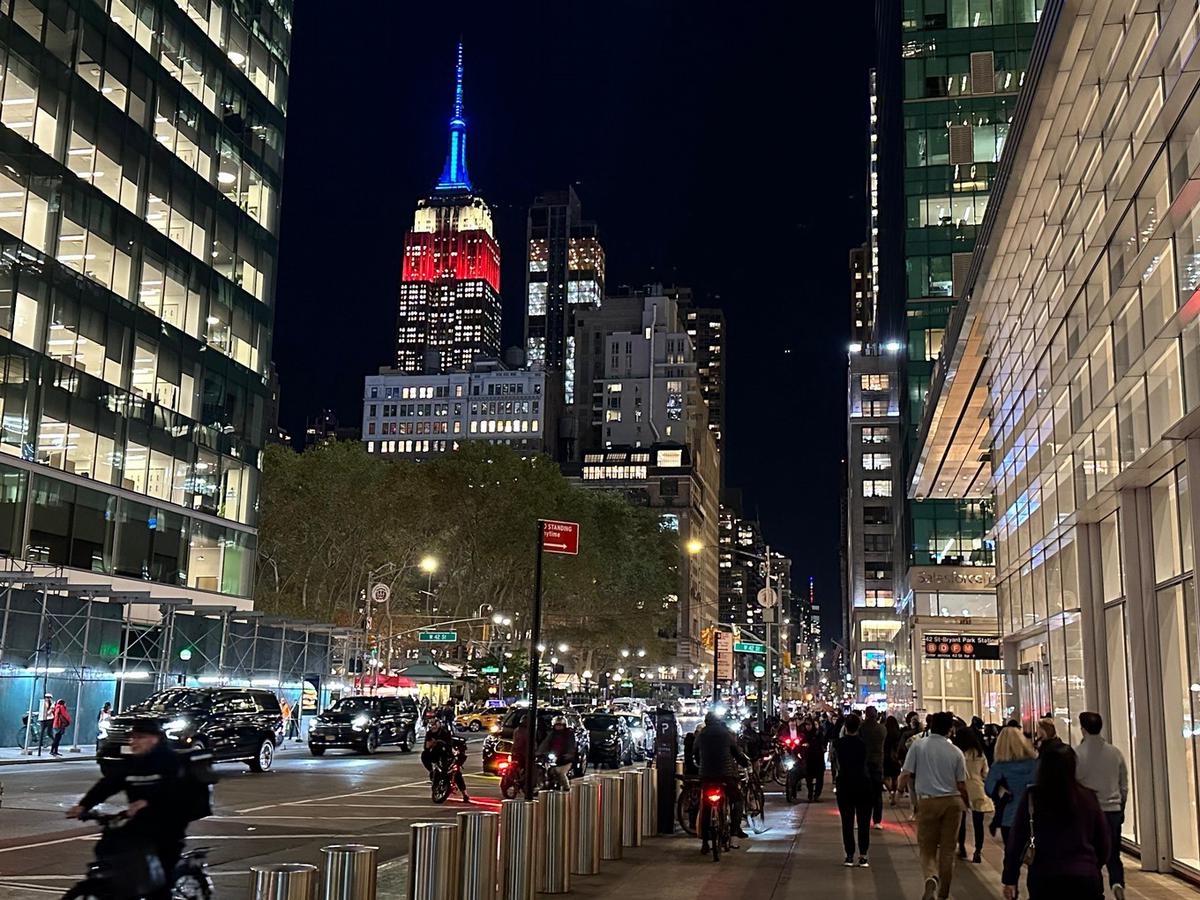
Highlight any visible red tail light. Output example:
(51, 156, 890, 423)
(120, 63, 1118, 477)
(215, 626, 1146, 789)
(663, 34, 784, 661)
(706, 790, 723, 803)
(497, 761, 509, 771)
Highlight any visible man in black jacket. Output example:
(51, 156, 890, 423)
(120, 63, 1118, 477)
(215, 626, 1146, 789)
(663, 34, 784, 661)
(68, 719, 186, 900)
(697, 712, 752, 847)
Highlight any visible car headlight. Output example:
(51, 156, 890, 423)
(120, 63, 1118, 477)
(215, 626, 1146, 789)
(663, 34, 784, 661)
(489, 724, 500, 733)
(352, 714, 371, 731)
(164, 718, 190, 738)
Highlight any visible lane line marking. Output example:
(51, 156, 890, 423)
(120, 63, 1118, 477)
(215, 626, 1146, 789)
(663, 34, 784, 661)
(237, 780, 419, 813)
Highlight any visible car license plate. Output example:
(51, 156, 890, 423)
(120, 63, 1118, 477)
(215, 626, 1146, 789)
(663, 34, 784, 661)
(120, 744, 133, 754)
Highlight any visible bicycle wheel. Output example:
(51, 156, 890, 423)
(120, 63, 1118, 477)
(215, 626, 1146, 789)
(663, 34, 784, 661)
(771, 757, 788, 786)
(676, 783, 699, 835)
(710, 815, 720, 862)
(746, 784, 766, 833)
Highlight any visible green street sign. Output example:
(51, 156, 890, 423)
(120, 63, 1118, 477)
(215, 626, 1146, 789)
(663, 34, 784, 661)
(734, 641, 765, 655)
(480, 665, 500, 674)
(752, 663, 767, 679)
(418, 631, 457, 642)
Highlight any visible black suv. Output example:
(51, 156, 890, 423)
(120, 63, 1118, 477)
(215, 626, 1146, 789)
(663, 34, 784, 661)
(480, 707, 589, 777)
(308, 696, 420, 755)
(97, 687, 282, 773)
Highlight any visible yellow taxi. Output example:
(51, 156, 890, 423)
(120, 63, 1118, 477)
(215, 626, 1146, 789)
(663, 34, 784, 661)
(456, 706, 508, 733)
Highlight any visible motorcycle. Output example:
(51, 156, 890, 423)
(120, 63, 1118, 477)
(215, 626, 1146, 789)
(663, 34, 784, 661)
(499, 753, 564, 798)
(62, 810, 212, 899)
(430, 747, 466, 803)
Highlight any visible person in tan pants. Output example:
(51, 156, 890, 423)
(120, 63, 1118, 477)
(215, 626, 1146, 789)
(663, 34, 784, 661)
(899, 712, 970, 900)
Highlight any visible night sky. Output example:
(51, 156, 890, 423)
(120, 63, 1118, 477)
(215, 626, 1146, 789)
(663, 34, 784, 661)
(273, 5, 874, 644)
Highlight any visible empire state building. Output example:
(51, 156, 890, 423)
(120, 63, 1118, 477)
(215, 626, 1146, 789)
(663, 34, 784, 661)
(396, 44, 501, 373)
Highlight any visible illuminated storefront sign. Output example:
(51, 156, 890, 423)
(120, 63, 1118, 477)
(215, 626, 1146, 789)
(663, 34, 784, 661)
(923, 635, 1000, 660)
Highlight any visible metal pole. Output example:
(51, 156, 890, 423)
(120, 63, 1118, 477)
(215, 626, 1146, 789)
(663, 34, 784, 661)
(765, 544, 773, 723)
(526, 520, 545, 799)
(276, 622, 287, 689)
(71, 599, 92, 751)
(620, 769, 643, 847)
(712, 630, 718, 704)
(757, 677, 764, 732)
(456, 809, 499, 900)
(570, 778, 601, 876)
(537, 789, 571, 894)
(0, 583, 12, 669)
(498, 799, 538, 900)
(319, 843, 377, 900)
(250, 863, 318, 899)
(216, 611, 229, 679)
(409, 823, 458, 900)
(116, 603, 130, 712)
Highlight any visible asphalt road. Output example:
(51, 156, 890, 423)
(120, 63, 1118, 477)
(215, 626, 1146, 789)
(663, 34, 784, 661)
(0, 737, 498, 897)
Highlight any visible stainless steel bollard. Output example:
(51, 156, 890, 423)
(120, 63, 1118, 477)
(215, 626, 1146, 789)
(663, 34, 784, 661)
(621, 769, 643, 847)
(251, 863, 319, 900)
(456, 809, 499, 900)
(321, 844, 378, 900)
(570, 778, 601, 876)
(409, 823, 458, 900)
(498, 799, 538, 900)
(640, 766, 657, 837)
(599, 774, 623, 860)
(537, 790, 572, 894)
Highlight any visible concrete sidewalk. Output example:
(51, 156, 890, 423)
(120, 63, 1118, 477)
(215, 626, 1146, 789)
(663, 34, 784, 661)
(555, 792, 1196, 900)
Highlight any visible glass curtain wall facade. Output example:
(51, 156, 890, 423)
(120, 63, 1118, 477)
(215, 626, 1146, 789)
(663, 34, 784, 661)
(0, 0, 288, 597)
(940, 0, 1200, 875)
(889, 0, 1043, 574)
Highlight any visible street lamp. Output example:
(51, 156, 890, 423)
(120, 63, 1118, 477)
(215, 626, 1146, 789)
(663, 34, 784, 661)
(620, 648, 630, 658)
(686, 538, 704, 556)
(557, 642, 569, 653)
(636, 648, 646, 658)
(419, 555, 439, 615)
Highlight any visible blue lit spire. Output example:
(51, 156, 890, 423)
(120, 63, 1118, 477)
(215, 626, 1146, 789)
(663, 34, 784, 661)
(435, 41, 472, 192)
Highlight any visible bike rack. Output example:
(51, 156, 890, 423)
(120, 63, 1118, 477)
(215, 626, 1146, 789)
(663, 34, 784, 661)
(250, 862, 319, 899)
(455, 809, 499, 900)
(320, 844, 377, 900)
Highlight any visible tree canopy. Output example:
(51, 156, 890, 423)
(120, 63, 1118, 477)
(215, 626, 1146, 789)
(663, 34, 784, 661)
(255, 442, 680, 664)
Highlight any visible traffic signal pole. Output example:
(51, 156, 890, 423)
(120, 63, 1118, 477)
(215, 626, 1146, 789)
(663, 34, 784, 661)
(526, 519, 546, 799)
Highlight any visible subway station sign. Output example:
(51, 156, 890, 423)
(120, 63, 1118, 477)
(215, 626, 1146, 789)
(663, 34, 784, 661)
(923, 634, 1000, 660)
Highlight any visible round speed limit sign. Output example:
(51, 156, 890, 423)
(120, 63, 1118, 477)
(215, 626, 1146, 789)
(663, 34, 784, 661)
(370, 582, 391, 604)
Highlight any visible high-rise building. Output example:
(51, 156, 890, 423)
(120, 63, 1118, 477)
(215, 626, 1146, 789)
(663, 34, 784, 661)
(909, 1, 1200, 872)
(870, 1, 1041, 704)
(685, 307, 725, 462)
(523, 187, 604, 460)
(0, 0, 290, 601)
(396, 43, 501, 375)
(849, 244, 873, 345)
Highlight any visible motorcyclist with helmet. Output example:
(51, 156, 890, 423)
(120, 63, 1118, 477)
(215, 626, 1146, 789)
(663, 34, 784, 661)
(536, 715, 578, 790)
(422, 718, 470, 802)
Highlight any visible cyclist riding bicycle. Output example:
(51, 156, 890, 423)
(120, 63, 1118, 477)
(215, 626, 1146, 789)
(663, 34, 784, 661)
(421, 719, 470, 802)
(697, 710, 751, 852)
(535, 715, 577, 790)
(67, 719, 188, 900)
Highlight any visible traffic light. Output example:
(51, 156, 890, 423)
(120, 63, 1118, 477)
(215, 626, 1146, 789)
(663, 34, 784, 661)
(700, 626, 716, 651)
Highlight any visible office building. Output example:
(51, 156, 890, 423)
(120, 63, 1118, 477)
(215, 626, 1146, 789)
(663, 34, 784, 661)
(914, 0, 1200, 874)
(850, 244, 873, 345)
(685, 306, 726, 462)
(363, 361, 547, 458)
(0, 0, 290, 601)
(569, 443, 718, 670)
(396, 43, 501, 375)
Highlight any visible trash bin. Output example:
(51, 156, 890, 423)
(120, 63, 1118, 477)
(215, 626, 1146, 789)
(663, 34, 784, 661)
(537, 790, 571, 894)
(251, 863, 319, 900)
(621, 769, 643, 847)
(320, 844, 377, 900)
(599, 774, 623, 861)
(640, 766, 656, 837)
(570, 778, 601, 876)
(409, 823, 458, 900)
(456, 809, 499, 900)
(499, 799, 538, 900)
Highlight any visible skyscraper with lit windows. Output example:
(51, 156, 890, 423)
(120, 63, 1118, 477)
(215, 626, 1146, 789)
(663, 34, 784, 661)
(396, 43, 501, 375)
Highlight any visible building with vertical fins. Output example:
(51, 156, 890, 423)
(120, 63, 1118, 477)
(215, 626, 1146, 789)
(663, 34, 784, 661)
(397, 43, 501, 375)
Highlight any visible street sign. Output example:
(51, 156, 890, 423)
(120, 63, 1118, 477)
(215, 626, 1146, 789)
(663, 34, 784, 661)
(480, 665, 500, 674)
(370, 583, 391, 604)
(716, 631, 734, 680)
(734, 641, 765, 655)
(418, 631, 457, 642)
(541, 519, 580, 555)
(757, 587, 778, 608)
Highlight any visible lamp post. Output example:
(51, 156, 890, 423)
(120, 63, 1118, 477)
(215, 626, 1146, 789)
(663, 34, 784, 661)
(419, 556, 439, 615)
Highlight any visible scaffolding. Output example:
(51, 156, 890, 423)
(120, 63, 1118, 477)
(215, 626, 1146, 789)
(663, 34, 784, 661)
(0, 561, 353, 754)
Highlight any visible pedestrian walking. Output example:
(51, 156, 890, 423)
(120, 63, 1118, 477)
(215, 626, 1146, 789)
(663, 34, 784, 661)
(860, 705, 887, 828)
(899, 711, 969, 900)
(37, 693, 54, 750)
(802, 716, 827, 801)
(985, 726, 1037, 847)
(834, 713, 874, 867)
(953, 725, 993, 863)
(1001, 742, 1109, 900)
(884, 715, 903, 805)
(96, 702, 112, 741)
(1075, 711, 1128, 900)
(1034, 717, 1061, 755)
(50, 698, 71, 756)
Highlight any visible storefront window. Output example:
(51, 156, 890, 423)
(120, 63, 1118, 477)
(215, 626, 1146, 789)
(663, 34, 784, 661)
(1105, 602, 1139, 844)
(1157, 580, 1200, 868)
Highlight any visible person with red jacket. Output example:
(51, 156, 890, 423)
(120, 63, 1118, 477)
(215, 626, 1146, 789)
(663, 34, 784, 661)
(50, 698, 71, 756)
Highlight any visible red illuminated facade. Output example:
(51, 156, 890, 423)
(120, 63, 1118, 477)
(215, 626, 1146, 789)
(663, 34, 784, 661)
(395, 44, 502, 374)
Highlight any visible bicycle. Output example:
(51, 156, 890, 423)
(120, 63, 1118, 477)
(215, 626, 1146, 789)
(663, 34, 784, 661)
(699, 781, 732, 862)
(62, 810, 212, 899)
(675, 775, 701, 835)
(742, 768, 766, 834)
(498, 754, 564, 798)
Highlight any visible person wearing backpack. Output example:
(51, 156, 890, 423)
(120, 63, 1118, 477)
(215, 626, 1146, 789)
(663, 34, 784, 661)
(49, 698, 71, 756)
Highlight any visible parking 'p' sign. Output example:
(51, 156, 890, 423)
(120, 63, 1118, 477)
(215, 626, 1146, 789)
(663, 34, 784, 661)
(540, 519, 580, 555)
